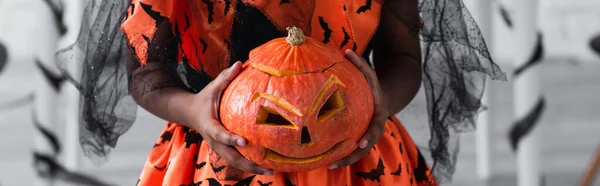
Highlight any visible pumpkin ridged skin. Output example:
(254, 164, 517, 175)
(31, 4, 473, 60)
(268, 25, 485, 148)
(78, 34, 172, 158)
(219, 27, 374, 172)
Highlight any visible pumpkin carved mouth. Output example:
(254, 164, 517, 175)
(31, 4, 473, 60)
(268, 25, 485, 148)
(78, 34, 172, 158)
(262, 139, 348, 164)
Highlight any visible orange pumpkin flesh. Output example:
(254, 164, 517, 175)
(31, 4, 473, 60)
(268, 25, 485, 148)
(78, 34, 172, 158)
(219, 27, 374, 172)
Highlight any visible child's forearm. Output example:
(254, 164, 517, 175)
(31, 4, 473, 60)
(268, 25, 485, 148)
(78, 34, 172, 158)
(375, 56, 421, 115)
(129, 61, 200, 127)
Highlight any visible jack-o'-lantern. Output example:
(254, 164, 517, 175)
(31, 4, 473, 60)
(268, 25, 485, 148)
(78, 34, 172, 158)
(220, 27, 374, 172)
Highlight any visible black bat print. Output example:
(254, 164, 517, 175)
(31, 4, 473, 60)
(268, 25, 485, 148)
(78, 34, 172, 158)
(210, 163, 226, 173)
(196, 162, 206, 169)
(258, 180, 273, 186)
(184, 130, 203, 148)
(160, 131, 173, 143)
(154, 164, 167, 171)
(140, 2, 166, 25)
(355, 158, 385, 182)
(200, 38, 208, 54)
(130, 3, 135, 15)
(391, 163, 401, 176)
(413, 152, 429, 182)
(399, 143, 403, 154)
(356, 0, 372, 14)
(184, 13, 191, 30)
(201, 0, 215, 24)
(224, 0, 231, 15)
(207, 178, 221, 186)
(318, 16, 332, 44)
(340, 27, 350, 48)
(179, 181, 202, 186)
(205, 175, 255, 186)
(233, 175, 255, 186)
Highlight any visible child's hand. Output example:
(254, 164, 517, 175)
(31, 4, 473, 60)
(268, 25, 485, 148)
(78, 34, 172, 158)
(327, 50, 389, 169)
(190, 61, 274, 176)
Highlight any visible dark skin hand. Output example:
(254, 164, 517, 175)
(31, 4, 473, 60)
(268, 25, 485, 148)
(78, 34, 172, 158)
(328, 0, 422, 169)
(129, 0, 420, 175)
(128, 22, 272, 175)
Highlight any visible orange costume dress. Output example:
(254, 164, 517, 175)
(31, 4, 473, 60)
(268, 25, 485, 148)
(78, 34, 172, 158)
(121, 0, 436, 185)
(57, 0, 506, 185)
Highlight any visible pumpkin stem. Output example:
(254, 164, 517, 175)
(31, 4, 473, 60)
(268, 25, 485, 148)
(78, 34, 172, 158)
(286, 26, 305, 46)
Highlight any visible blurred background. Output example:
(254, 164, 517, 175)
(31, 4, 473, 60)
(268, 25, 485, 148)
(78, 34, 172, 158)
(0, 0, 599, 185)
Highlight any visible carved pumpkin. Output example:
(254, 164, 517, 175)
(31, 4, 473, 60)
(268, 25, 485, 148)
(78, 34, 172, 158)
(219, 27, 374, 172)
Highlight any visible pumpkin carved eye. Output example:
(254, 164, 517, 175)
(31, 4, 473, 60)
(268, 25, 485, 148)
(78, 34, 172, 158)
(257, 106, 295, 128)
(317, 91, 344, 123)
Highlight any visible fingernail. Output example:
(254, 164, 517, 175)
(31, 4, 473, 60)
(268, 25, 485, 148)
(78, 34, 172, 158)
(263, 171, 273, 176)
(236, 139, 246, 146)
(273, 170, 279, 174)
(328, 164, 338, 169)
(359, 140, 368, 149)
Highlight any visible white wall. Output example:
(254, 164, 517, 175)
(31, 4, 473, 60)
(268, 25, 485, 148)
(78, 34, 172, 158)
(465, 0, 600, 64)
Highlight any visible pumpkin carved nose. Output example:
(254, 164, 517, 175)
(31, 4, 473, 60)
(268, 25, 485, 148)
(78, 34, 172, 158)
(301, 126, 311, 144)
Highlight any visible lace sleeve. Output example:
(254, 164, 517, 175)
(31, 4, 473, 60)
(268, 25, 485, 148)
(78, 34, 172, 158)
(387, 0, 507, 183)
(56, 0, 192, 165)
(55, 0, 134, 165)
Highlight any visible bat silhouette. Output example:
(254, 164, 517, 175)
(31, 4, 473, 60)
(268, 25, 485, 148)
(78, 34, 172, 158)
(356, 0, 372, 14)
(224, 0, 231, 15)
(154, 164, 167, 171)
(196, 162, 206, 169)
(140, 2, 166, 25)
(210, 163, 226, 173)
(399, 143, 403, 154)
(34, 152, 113, 186)
(200, 38, 208, 54)
(258, 180, 273, 186)
(184, 13, 191, 30)
(179, 181, 202, 186)
(35, 59, 66, 92)
(206, 175, 255, 186)
(206, 178, 221, 186)
(0, 42, 6, 74)
(233, 175, 255, 186)
(355, 158, 385, 182)
(391, 163, 402, 176)
(201, 0, 215, 23)
(160, 131, 173, 143)
(340, 27, 350, 48)
(130, 3, 135, 14)
(318, 16, 332, 44)
(41, 0, 67, 35)
(184, 130, 203, 148)
(413, 152, 430, 182)
(32, 113, 61, 154)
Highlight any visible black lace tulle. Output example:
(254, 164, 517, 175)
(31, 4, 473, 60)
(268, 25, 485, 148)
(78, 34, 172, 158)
(56, 0, 136, 166)
(416, 0, 506, 182)
(56, 0, 506, 183)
